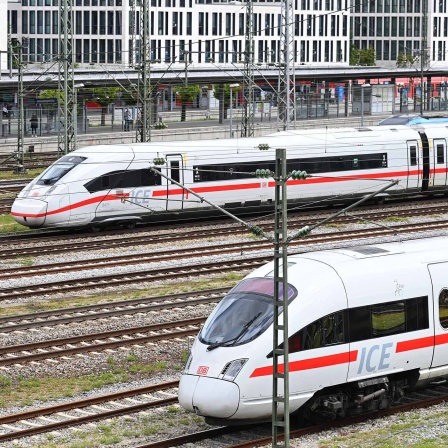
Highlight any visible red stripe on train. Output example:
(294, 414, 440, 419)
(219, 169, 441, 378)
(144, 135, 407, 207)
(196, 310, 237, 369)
(396, 333, 448, 352)
(249, 350, 359, 378)
(12, 168, 428, 218)
(11, 193, 128, 218)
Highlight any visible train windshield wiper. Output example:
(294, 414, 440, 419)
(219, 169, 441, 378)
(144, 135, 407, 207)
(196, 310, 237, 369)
(207, 312, 262, 351)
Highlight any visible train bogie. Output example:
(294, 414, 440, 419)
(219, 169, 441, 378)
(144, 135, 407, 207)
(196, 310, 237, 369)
(178, 237, 448, 424)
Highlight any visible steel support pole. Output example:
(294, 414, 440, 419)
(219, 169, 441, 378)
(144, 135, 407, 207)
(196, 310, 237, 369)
(58, 0, 75, 154)
(361, 86, 364, 127)
(420, 0, 427, 115)
(15, 44, 26, 174)
(277, 0, 294, 131)
(272, 147, 290, 448)
(136, 0, 152, 143)
(241, 0, 254, 137)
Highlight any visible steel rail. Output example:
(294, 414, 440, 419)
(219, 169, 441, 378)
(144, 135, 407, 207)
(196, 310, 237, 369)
(1, 222, 448, 303)
(0, 317, 205, 366)
(0, 287, 228, 332)
(3, 218, 448, 280)
(1, 200, 448, 252)
(0, 385, 179, 443)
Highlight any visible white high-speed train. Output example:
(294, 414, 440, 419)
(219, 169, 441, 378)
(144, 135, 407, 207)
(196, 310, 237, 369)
(178, 236, 448, 424)
(11, 123, 448, 229)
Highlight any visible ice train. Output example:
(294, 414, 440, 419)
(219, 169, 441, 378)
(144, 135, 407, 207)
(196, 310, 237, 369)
(178, 236, 448, 424)
(11, 123, 448, 229)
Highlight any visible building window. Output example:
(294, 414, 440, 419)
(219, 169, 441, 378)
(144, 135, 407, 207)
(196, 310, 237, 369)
(399, 17, 405, 36)
(30, 11, 36, 34)
(115, 12, 122, 35)
(92, 11, 98, 34)
(186, 12, 192, 35)
(22, 11, 28, 34)
(107, 12, 114, 34)
(84, 11, 90, 34)
(100, 11, 106, 34)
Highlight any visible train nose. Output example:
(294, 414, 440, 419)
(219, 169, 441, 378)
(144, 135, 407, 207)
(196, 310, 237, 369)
(11, 198, 47, 227)
(178, 374, 240, 418)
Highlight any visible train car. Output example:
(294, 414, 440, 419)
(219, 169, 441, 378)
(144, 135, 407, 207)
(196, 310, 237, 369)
(378, 114, 448, 126)
(10, 123, 448, 230)
(178, 236, 448, 424)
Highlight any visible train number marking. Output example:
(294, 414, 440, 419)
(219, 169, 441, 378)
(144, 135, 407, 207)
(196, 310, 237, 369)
(196, 366, 209, 375)
(356, 342, 393, 374)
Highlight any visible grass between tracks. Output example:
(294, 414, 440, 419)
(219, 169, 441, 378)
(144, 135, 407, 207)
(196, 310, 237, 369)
(0, 214, 29, 232)
(0, 167, 45, 181)
(0, 274, 244, 317)
(309, 409, 448, 448)
(24, 409, 206, 447)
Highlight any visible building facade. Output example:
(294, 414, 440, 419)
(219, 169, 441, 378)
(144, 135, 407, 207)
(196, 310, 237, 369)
(6, 0, 349, 68)
(4, 0, 447, 71)
(351, 0, 447, 69)
(0, 0, 8, 71)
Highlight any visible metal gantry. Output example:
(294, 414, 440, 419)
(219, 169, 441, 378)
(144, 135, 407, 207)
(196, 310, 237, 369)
(420, 0, 428, 114)
(129, 0, 138, 67)
(58, 0, 75, 154)
(14, 42, 26, 173)
(241, 0, 255, 137)
(272, 148, 290, 448)
(277, 0, 295, 131)
(136, 0, 152, 143)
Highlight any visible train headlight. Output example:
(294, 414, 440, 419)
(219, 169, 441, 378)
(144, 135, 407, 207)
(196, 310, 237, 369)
(219, 358, 248, 381)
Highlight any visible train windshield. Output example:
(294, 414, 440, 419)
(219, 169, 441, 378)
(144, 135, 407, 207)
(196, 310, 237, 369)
(199, 278, 298, 349)
(37, 156, 86, 186)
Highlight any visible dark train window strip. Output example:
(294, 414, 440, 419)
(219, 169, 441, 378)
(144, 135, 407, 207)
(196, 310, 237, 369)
(267, 296, 429, 358)
(84, 168, 162, 193)
(193, 153, 388, 183)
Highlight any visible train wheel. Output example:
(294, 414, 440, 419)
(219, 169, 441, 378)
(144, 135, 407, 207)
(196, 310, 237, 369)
(123, 221, 136, 229)
(90, 223, 102, 232)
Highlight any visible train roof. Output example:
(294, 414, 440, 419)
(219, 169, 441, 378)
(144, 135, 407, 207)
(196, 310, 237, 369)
(72, 125, 420, 160)
(287, 236, 448, 269)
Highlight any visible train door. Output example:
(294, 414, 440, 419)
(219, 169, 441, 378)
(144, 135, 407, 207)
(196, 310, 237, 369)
(419, 133, 430, 191)
(430, 139, 448, 188)
(164, 154, 185, 210)
(427, 263, 448, 369)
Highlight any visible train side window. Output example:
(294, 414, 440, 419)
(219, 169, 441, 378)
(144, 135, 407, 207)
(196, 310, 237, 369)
(349, 306, 371, 342)
(141, 168, 162, 186)
(409, 145, 417, 166)
(282, 311, 345, 355)
(436, 144, 444, 164)
(170, 161, 180, 184)
(406, 296, 429, 331)
(371, 302, 405, 337)
(439, 289, 448, 329)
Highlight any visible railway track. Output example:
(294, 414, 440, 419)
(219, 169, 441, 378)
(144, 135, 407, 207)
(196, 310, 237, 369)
(3, 382, 447, 446)
(1, 201, 448, 259)
(0, 381, 179, 443)
(136, 387, 448, 447)
(1, 221, 448, 302)
(0, 288, 227, 332)
(0, 316, 205, 367)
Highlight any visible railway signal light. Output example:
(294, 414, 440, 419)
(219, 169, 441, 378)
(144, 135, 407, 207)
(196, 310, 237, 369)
(258, 143, 270, 151)
(255, 169, 272, 178)
(289, 170, 308, 180)
(153, 157, 166, 165)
